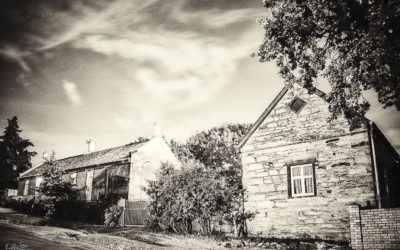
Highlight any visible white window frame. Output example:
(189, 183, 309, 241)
(290, 163, 315, 198)
(23, 180, 29, 196)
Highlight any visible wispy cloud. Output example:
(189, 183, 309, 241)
(62, 80, 82, 106)
(73, 16, 257, 107)
(39, 0, 159, 51)
(0, 46, 31, 72)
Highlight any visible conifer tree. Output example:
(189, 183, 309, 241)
(36, 151, 76, 219)
(0, 116, 36, 189)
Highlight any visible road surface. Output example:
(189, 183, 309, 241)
(0, 224, 84, 250)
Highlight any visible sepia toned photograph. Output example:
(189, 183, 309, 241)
(0, 0, 399, 249)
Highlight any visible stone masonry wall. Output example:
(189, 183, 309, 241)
(241, 87, 376, 241)
(349, 204, 400, 249)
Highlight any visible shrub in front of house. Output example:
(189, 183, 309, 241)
(145, 161, 253, 236)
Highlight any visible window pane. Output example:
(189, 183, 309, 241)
(28, 178, 36, 195)
(92, 168, 106, 201)
(293, 179, 302, 194)
(292, 167, 301, 177)
(303, 165, 313, 175)
(305, 178, 313, 193)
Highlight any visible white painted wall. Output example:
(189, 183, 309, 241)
(128, 136, 179, 201)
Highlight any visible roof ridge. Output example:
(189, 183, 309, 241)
(54, 141, 146, 162)
(19, 140, 149, 179)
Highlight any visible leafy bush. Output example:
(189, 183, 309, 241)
(104, 206, 122, 227)
(145, 161, 255, 236)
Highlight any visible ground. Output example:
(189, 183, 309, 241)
(0, 207, 238, 250)
(0, 207, 348, 249)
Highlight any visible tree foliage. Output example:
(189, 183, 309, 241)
(174, 123, 251, 189)
(146, 124, 254, 236)
(35, 152, 76, 220)
(0, 116, 36, 189)
(258, 0, 400, 129)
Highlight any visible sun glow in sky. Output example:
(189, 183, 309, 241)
(0, 0, 399, 165)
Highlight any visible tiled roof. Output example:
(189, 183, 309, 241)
(20, 141, 147, 179)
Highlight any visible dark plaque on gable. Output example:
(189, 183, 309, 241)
(289, 97, 307, 114)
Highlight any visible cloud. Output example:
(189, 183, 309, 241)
(74, 27, 254, 107)
(62, 80, 82, 106)
(39, 0, 159, 50)
(0, 46, 31, 72)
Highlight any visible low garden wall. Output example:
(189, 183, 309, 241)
(349, 204, 400, 249)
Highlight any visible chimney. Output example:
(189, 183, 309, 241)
(42, 151, 49, 161)
(86, 139, 96, 153)
(152, 122, 162, 138)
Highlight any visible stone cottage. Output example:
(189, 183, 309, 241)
(239, 85, 400, 241)
(16, 124, 179, 210)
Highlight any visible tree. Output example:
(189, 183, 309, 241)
(35, 152, 76, 220)
(155, 124, 254, 236)
(185, 123, 251, 188)
(132, 137, 149, 144)
(257, 0, 400, 129)
(0, 116, 36, 189)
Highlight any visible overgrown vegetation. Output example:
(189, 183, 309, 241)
(145, 124, 255, 237)
(104, 206, 123, 227)
(4, 198, 108, 224)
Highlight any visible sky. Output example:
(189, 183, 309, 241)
(0, 0, 399, 166)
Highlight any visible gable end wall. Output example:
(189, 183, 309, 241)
(241, 87, 376, 241)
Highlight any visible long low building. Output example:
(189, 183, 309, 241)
(16, 124, 179, 208)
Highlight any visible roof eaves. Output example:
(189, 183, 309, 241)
(18, 162, 43, 180)
(238, 85, 289, 149)
(370, 122, 400, 158)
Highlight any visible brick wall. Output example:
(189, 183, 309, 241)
(349, 204, 400, 249)
(242, 86, 376, 241)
